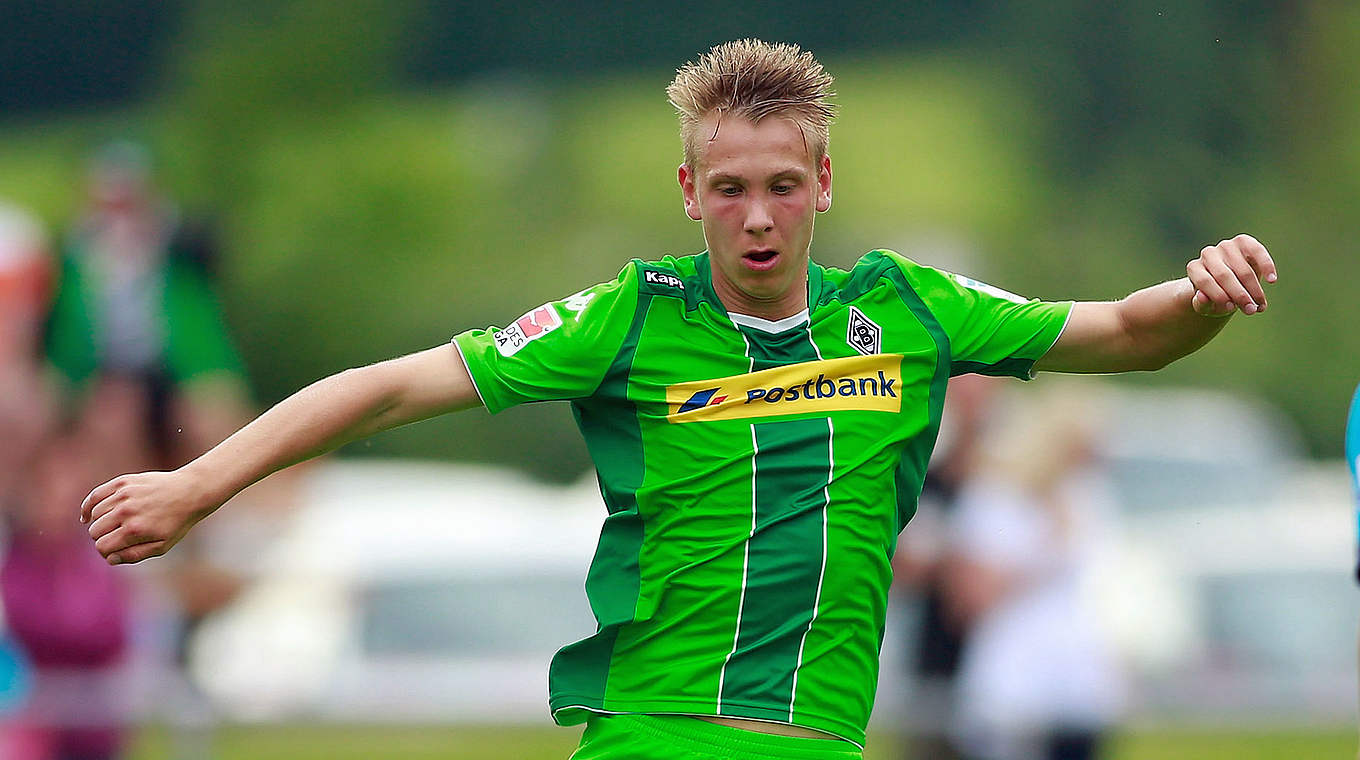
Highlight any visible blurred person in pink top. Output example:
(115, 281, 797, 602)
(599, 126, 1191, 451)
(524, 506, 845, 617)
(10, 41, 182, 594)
(0, 199, 132, 757)
(0, 200, 59, 756)
(1, 431, 133, 760)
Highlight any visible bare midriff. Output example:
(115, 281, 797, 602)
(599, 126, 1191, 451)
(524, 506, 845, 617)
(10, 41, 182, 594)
(696, 715, 839, 740)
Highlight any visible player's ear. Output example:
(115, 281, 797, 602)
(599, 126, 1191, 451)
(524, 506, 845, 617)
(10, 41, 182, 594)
(816, 154, 832, 213)
(679, 163, 703, 221)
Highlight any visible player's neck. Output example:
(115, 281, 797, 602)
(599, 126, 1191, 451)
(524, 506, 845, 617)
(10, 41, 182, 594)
(712, 276, 809, 323)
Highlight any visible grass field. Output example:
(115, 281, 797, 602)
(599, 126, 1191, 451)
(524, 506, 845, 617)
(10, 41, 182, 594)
(127, 722, 1356, 759)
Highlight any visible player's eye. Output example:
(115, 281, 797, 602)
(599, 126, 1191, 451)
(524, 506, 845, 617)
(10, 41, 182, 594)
(718, 186, 741, 197)
(772, 184, 794, 195)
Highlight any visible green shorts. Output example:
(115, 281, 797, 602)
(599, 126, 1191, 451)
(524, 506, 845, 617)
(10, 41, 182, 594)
(569, 714, 863, 760)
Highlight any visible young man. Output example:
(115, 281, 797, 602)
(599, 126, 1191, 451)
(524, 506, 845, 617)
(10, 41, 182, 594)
(82, 40, 1277, 759)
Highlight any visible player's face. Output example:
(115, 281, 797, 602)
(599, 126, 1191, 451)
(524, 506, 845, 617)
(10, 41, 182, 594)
(679, 114, 832, 320)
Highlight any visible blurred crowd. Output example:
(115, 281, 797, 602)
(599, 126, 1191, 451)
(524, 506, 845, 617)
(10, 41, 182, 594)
(0, 142, 282, 760)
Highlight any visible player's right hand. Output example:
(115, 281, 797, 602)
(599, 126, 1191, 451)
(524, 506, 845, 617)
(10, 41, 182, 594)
(1187, 233, 1277, 317)
(81, 469, 218, 565)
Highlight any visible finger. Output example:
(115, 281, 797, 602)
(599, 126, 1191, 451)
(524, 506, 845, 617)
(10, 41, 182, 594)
(85, 492, 126, 535)
(1218, 237, 1269, 309)
(1192, 290, 1214, 315)
(1187, 258, 1234, 314)
(106, 541, 168, 566)
(1203, 244, 1259, 314)
(1233, 233, 1278, 284)
(81, 477, 125, 524)
(95, 524, 156, 556)
(87, 508, 124, 541)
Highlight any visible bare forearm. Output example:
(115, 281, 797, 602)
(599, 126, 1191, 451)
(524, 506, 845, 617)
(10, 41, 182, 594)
(82, 343, 479, 566)
(1038, 279, 1227, 374)
(1038, 232, 1276, 375)
(182, 346, 480, 505)
(1116, 277, 1230, 370)
(180, 366, 406, 506)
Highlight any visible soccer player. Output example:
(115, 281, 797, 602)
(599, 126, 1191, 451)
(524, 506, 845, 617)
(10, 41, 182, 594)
(81, 40, 1277, 760)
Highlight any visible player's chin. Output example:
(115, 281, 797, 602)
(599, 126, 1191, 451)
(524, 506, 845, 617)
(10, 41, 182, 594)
(738, 275, 798, 301)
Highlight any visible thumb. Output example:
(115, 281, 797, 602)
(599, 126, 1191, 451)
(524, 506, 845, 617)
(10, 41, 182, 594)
(1192, 290, 1212, 315)
(1192, 290, 1235, 317)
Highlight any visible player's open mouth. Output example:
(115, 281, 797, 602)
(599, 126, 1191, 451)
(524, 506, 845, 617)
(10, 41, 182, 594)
(742, 249, 780, 271)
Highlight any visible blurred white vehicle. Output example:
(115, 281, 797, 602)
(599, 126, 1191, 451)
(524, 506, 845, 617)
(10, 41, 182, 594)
(188, 460, 603, 722)
(1095, 388, 1356, 723)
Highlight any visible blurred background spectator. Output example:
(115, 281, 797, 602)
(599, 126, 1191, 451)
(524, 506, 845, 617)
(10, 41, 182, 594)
(0, 200, 56, 759)
(942, 381, 1125, 760)
(39, 142, 298, 759)
(1, 430, 133, 760)
(0, 202, 57, 512)
(45, 140, 249, 476)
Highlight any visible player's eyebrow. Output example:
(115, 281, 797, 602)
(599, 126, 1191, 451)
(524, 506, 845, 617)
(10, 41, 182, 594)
(705, 172, 746, 186)
(706, 166, 808, 186)
(768, 166, 809, 181)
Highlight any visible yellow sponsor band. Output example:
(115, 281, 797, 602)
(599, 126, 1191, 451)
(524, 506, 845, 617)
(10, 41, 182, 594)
(666, 354, 903, 423)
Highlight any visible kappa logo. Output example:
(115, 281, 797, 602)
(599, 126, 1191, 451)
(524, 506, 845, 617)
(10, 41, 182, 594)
(643, 270, 685, 291)
(493, 304, 563, 357)
(665, 354, 903, 423)
(847, 306, 881, 356)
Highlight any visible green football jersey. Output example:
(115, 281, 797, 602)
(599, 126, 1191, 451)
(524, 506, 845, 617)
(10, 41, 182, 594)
(453, 250, 1071, 746)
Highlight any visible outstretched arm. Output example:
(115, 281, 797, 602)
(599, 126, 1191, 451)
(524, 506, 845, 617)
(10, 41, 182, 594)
(1035, 234, 1277, 374)
(81, 343, 481, 565)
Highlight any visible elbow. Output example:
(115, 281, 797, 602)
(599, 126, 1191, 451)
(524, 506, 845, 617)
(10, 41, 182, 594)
(1132, 343, 1193, 372)
(1114, 309, 1182, 372)
(1116, 342, 1178, 372)
(332, 364, 405, 419)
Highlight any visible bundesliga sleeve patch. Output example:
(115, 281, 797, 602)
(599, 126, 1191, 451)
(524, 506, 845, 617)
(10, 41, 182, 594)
(951, 273, 1029, 304)
(665, 355, 903, 423)
(494, 303, 564, 357)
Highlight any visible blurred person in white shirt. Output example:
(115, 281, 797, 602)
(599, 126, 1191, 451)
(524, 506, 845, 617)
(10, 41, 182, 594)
(942, 381, 1125, 760)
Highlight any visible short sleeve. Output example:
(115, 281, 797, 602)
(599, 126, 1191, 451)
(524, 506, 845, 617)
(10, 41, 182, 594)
(892, 253, 1072, 379)
(453, 263, 639, 413)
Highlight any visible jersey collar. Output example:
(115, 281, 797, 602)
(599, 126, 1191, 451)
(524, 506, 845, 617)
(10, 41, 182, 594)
(728, 309, 811, 334)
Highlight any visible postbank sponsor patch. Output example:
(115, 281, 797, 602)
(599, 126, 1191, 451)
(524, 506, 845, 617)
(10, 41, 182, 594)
(666, 354, 903, 423)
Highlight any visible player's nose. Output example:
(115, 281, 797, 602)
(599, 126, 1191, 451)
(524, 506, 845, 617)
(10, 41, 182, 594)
(743, 198, 774, 233)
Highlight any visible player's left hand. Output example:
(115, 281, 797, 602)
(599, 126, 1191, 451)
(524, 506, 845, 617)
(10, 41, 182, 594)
(81, 468, 218, 565)
(1187, 233, 1277, 317)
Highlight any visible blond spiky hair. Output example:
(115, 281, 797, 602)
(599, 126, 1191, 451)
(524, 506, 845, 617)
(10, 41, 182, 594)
(667, 39, 836, 169)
